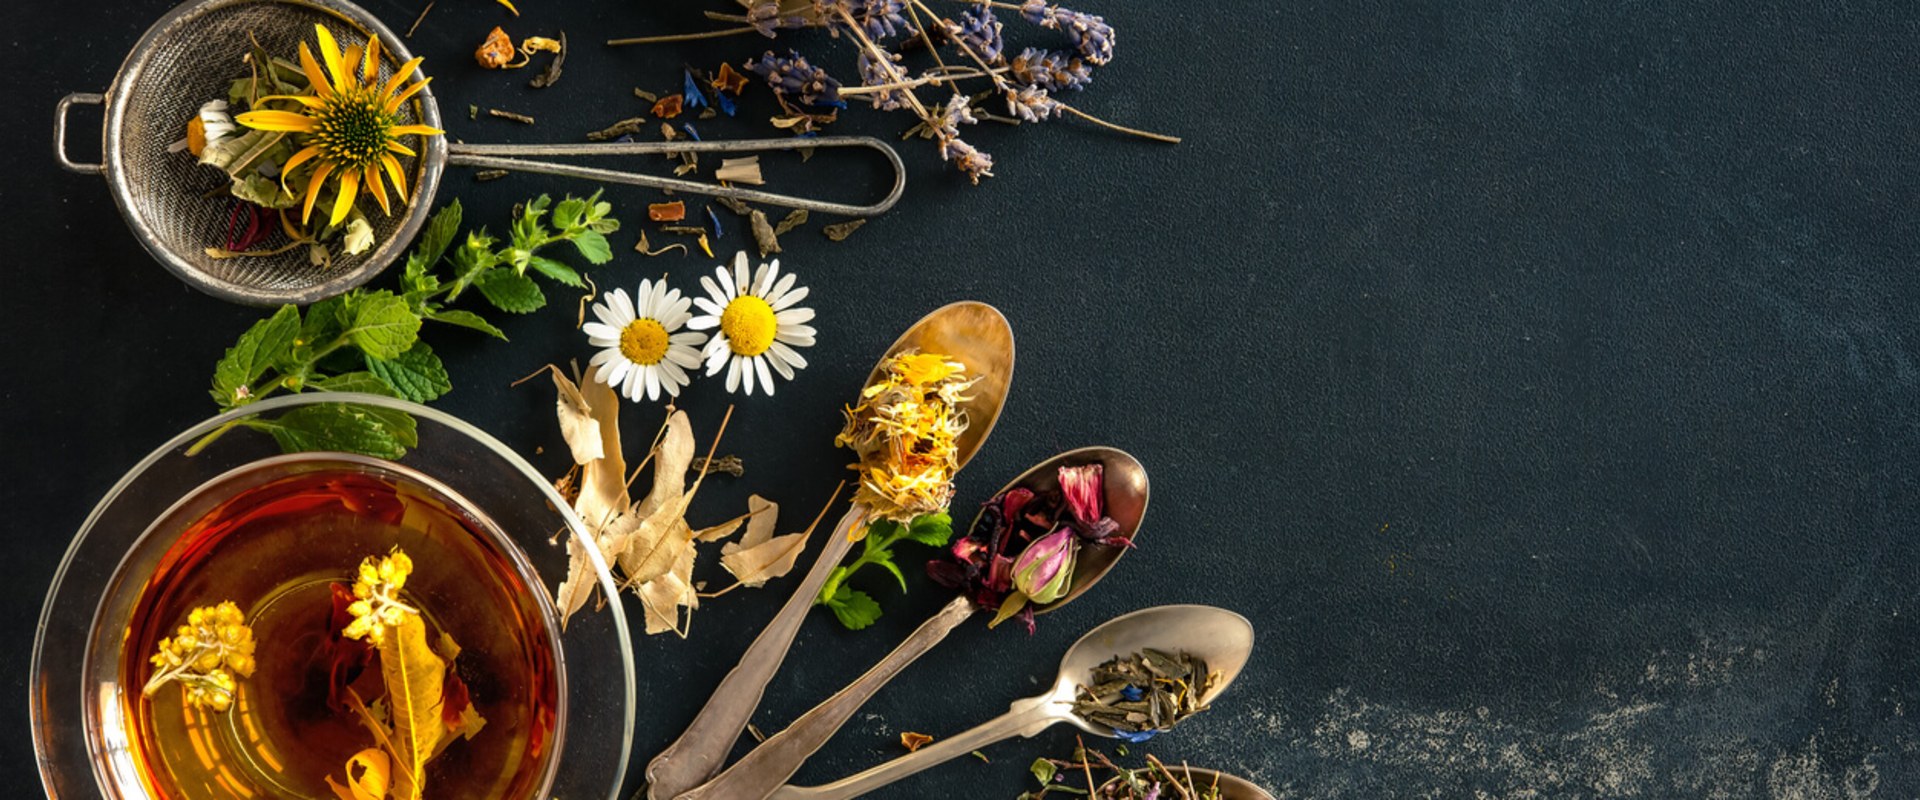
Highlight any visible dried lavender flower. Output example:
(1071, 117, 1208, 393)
(856, 50, 914, 111)
(1011, 47, 1093, 91)
(1006, 85, 1062, 122)
(1020, 1, 1115, 65)
(820, 0, 911, 40)
(749, 50, 847, 108)
(747, 1, 811, 37)
(944, 5, 1006, 63)
(942, 136, 995, 184)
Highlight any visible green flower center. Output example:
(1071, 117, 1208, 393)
(720, 295, 776, 357)
(620, 318, 670, 365)
(310, 89, 392, 167)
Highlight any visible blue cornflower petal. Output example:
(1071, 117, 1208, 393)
(681, 123, 702, 141)
(715, 90, 737, 117)
(1114, 728, 1158, 743)
(684, 70, 708, 108)
(1120, 685, 1144, 702)
(705, 205, 723, 238)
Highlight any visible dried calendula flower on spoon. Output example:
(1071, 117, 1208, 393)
(836, 350, 978, 528)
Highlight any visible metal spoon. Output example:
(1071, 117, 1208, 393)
(677, 447, 1149, 800)
(762, 604, 1256, 800)
(1097, 767, 1276, 800)
(645, 301, 1016, 799)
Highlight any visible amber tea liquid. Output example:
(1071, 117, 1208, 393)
(116, 458, 561, 799)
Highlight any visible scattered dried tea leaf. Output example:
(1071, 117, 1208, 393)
(715, 156, 765, 185)
(653, 94, 684, 119)
(475, 26, 513, 68)
(901, 731, 934, 752)
(714, 196, 752, 217)
(474, 169, 509, 182)
(749, 209, 781, 257)
(691, 454, 744, 478)
(528, 31, 566, 88)
(635, 231, 688, 257)
(649, 201, 687, 222)
(634, 88, 659, 103)
(823, 219, 866, 241)
(587, 117, 649, 142)
(774, 209, 809, 236)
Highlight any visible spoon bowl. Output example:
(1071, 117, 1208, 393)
(869, 300, 1015, 471)
(970, 446, 1150, 614)
(1050, 604, 1255, 737)
(1097, 767, 1276, 800)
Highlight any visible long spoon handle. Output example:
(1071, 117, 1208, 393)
(646, 506, 868, 799)
(677, 596, 979, 800)
(767, 697, 1059, 800)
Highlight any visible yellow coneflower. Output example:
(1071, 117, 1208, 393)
(235, 25, 442, 227)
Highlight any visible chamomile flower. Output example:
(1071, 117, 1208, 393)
(688, 252, 816, 396)
(584, 278, 707, 402)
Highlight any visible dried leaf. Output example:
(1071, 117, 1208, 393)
(381, 615, 450, 800)
(326, 748, 390, 800)
(638, 547, 698, 636)
(823, 219, 866, 241)
(774, 209, 809, 236)
(552, 366, 603, 465)
(587, 117, 649, 142)
(634, 88, 659, 103)
(750, 209, 781, 257)
(573, 364, 629, 530)
(716, 156, 765, 185)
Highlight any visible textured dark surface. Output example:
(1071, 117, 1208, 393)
(6, 1, 1920, 798)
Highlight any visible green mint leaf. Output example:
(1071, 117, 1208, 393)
(312, 371, 402, 397)
(211, 304, 300, 408)
(824, 586, 882, 631)
(475, 269, 547, 313)
(876, 558, 908, 594)
(243, 403, 407, 459)
(426, 309, 508, 340)
(299, 295, 350, 349)
(358, 404, 420, 448)
(447, 229, 501, 300)
(526, 255, 585, 288)
(365, 341, 452, 403)
(904, 512, 955, 547)
(1030, 758, 1057, 786)
(342, 291, 421, 360)
(569, 229, 613, 265)
(552, 196, 588, 232)
(404, 200, 463, 285)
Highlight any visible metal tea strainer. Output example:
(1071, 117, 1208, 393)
(55, 0, 906, 306)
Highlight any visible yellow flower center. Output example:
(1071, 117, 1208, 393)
(720, 295, 777, 357)
(310, 88, 393, 167)
(620, 318, 671, 365)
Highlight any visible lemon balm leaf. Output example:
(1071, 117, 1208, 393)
(365, 341, 451, 402)
(211, 304, 300, 408)
(474, 269, 546, 313)
(344, 291, 421, 360)
(824, 586, 881, 630)
(424, 309, 507, 339)
(313, 371, 403, 397)
(245, 403, 406, 459)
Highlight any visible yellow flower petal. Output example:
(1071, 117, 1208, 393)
(298, 41, 333, 98)
(280, 144, 323, 193)
(315, 25, 350, 94)
(363, 163, 391, 216)
(235, 109, 316, 133)
(381, 153, 409, 203)
(303, 161, 336, 224)
(379, 57, 424, 105)
(341, 44, 364, 89)
(362, 35, 382, 83)
(383, 77, 431, 115)
(256, 94, 325, 109)
(384, 140, 417, 158)
(330, 169, 362, 228)
(389, 124, 444, 137)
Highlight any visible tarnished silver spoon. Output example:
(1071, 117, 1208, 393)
(678, 447, 1149, 800)
(645, 301, 1016, 799)
(763, 604, 1256, 800)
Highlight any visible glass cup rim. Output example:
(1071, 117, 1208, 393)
(31, 391, 636, 798)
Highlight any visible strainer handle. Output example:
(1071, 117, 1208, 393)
(445, 135, 905, 217)
(54, 93, 105, 176)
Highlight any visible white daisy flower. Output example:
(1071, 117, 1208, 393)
(584, 278, 708, 402)
(687, 252, 816, 396)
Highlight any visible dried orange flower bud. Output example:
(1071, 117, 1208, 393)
(476, 27, 514, 69)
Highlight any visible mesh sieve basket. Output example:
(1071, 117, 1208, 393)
(56, 0, 906, 307)
(55, 0, 446, 306)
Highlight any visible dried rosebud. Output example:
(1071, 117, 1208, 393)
(476, 27, 515, 69)
(1058, 464, 1103, 525)
(1012, 528, 1076, 604)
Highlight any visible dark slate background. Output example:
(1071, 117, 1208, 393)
(7, 1, 1919, 797)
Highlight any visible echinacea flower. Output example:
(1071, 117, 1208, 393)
(688, 252, 816, 396)
(584, 278, 708, 402)
(236, 25, 442, 227)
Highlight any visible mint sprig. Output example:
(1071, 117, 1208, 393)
(190, 193, 622, 458)
(815, 512, 954, 630)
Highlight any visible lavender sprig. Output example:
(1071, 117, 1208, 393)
(1010, 47, 1092, 91)
(944, 5, 1006, 63)
(749, 50, 847, 108)
(1019, 0, 1115, 64)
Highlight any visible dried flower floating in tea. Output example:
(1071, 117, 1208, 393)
(143, 601, 257, 712)
(1070, 649, 1216, 741)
